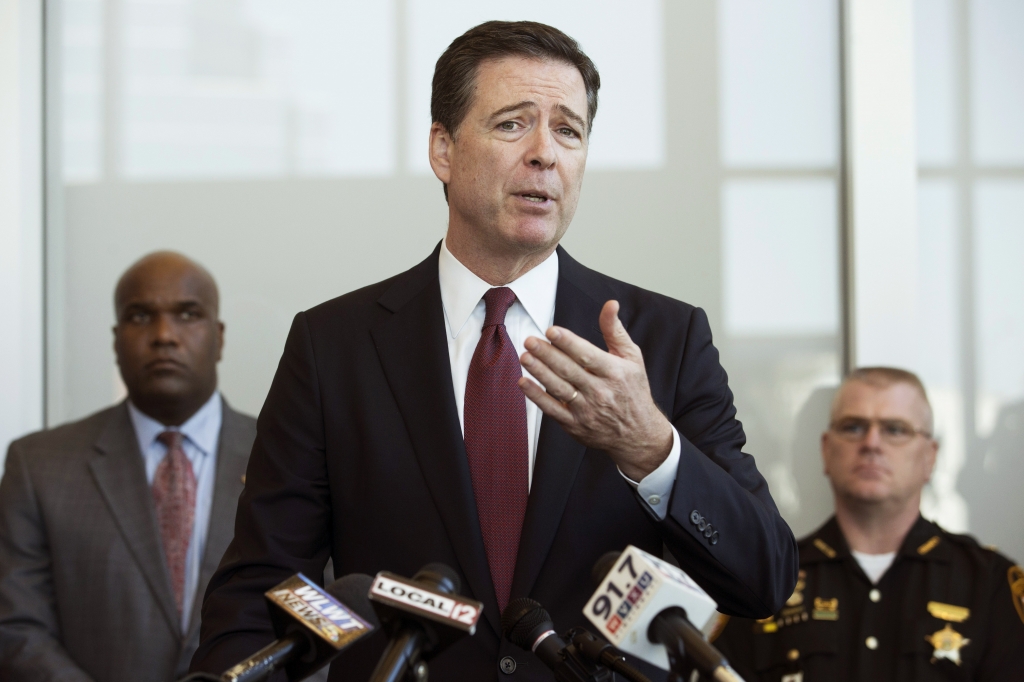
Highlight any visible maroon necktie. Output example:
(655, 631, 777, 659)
(464, 287, 529, 613)
(153, 431, 197, 616)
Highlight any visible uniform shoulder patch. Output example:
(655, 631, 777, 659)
(1009, 565, 1024, 625)
(813, 538, 837, 558)
(918, 536, 941, 555)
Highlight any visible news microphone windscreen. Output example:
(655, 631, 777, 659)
(414, 562, 461, 594)
(502, 597, 553, 650)
(325, 573, 380, 629)
(583, 545, 718, 671)
(592, 551, 621, 588)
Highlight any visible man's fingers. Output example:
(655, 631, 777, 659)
(524, 336, 602, 387)
(599, 300, 641, 361)
(520, 349, 582, 402)
(541, 327, 615, 378)
(518, 377, 575, 423)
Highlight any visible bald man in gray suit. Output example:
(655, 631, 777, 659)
(0, 253, 255, 682)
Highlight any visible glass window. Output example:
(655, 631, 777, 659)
(718, 0, 839, 168)
(970, 0, 1024, 164)
(914, 0, 1024, 561)
(47, 2, 843, 545)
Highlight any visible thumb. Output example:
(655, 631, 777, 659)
(600, 300, 639, 360)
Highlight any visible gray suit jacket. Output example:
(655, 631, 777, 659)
(0, 398, 255, 682)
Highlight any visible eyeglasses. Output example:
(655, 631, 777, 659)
(829, 417, 932, 445)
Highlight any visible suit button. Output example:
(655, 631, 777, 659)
(865, 636, 878, 650)
(710, 531, 719, 545)
(703, 524, 714, 538)
(500, 656, 517, 674)
(869, 589, 881, 602)
(690, 510, 701, 525)
(698, 518, 707, 532)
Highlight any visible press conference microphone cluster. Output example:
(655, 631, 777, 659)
(585, 547, 745, 682)
(367, 563, 483, 682)
(502, 598, 651, 682)
(212, 572, 378, 682)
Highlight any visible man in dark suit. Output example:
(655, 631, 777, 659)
(192, 21, 798, 680)
(0, 252, 255, 681)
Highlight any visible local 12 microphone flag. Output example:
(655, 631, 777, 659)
(583, 545, 719, 671)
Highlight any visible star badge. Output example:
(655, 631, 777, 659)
(925, 623, 970, 665)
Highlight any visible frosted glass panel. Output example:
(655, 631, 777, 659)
(718, 0, 839, 167)
(916, 179, 966, 533)
(722, 179, 839, 336)
(406, 0, 665, 173)
(974, 181, 1024, 406)
(970, 0, 1024, 164)
(963, 179, 1024, 562)
(118, 0, 394, 179)
(916, 180, 961, 387)
(914, 0, 957, 166)
(62, 0, 104, 183)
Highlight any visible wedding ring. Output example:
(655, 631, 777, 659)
(565, 390, 579, 403)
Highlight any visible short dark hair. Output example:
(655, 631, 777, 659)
(431, 21, 601, 199)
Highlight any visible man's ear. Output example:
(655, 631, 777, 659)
(428, 122, 453, 185)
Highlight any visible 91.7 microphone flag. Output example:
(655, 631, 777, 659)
(583, 545, 718, 671)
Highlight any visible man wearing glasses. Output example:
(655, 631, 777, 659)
(715, 367, 1024, 681)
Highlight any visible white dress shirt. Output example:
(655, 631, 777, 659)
(437, 239, 680, 519)
(127, 391, 222, 633)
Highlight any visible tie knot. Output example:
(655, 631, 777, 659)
(157, 430, 184, 450)
(482, 287, 517, 328)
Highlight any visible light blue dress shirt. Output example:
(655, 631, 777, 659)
(127, 391, 222, 633)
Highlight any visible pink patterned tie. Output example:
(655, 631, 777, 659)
(464, 287, 529, 613)
(153, 431, 196, 616)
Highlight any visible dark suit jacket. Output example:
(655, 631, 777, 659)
(192, 246, 798, 680)
(0, 397, 254, 682)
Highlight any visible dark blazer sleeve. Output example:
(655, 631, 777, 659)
(656, 307, 798, 618)
(191, 312, 333, 674)
(0, 442, 95, 682)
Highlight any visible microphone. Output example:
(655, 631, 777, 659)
(584, 547, 744, 682)
(502, 598, 651, 682)
(220, 573, 377, 682)
(502, 598, 611, 682)
(367, 563, 483, 682)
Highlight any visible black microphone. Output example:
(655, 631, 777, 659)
(220, 573, 378, 682)
(503, 597, 651, 682)
(647, 607, 741, 682)
(566, 628, 653, 682)
(367, 563, 483, 682)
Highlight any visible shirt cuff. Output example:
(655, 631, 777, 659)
(617, 426, 681, 521)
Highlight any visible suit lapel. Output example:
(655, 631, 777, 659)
(370, 245, 501, 636)
(89, 402, 181, 635)
(185, 399, 250, 640)
(510, 248, 612, 602)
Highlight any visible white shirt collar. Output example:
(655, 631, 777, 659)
(438, 238, 559, 339)
(127, 391, 223, 458)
